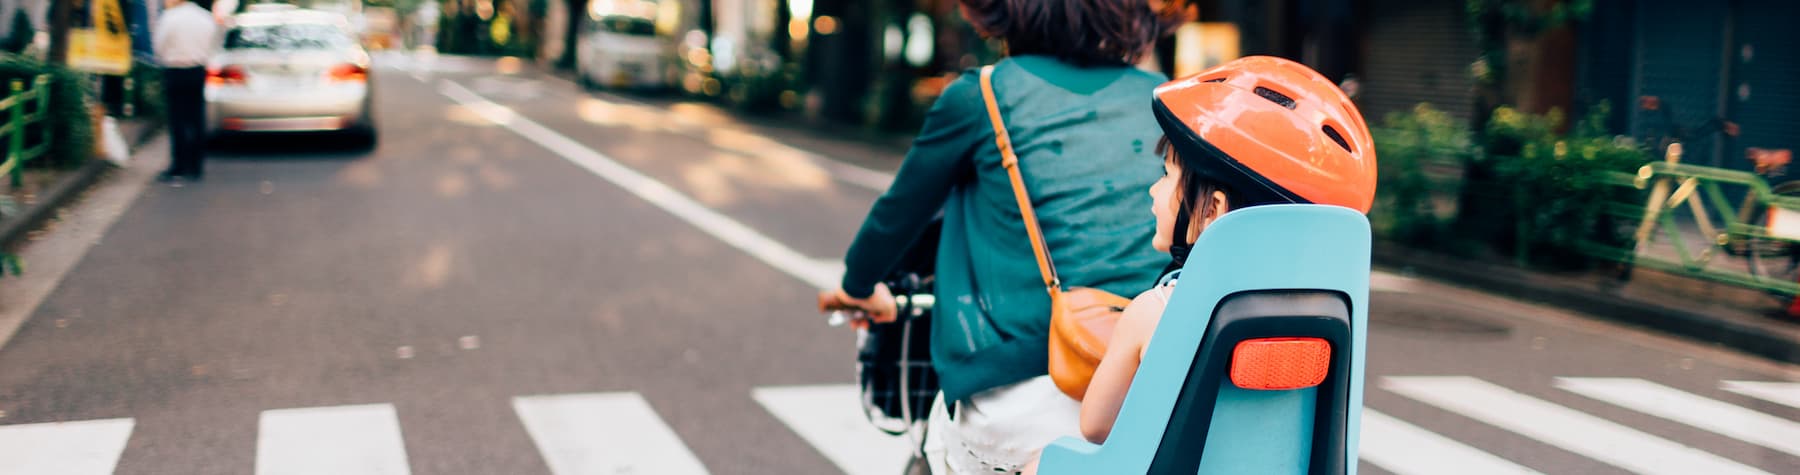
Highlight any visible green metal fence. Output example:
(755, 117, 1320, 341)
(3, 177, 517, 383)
(0, 75, 52, 188)
(1584, 143, 1800, 297)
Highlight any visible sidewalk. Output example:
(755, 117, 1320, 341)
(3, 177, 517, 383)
(0, 120, 165, 349)
(597, 87, 1800, 364)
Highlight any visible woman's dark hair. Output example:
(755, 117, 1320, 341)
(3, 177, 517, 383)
(959, 0, 1191, 66)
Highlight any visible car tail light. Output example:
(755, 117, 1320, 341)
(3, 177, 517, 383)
(329, 64, 368, 83)
(1230, 337, 1331, 390)
(207, 66, 246, 85)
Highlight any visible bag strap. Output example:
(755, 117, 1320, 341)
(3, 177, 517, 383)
(979, 65, 1062, 294)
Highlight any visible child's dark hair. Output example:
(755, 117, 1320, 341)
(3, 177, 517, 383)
(1157, 135, 1246, 275)
(958, 0, 1191, 66)
(1156, 136, 1244, 227)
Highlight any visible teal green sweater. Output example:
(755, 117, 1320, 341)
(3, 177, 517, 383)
(842, 56, 1170, 402)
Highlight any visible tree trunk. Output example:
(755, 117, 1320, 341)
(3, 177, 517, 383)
(1519, 25, 1577, 118)
(48, 0, 73, 64)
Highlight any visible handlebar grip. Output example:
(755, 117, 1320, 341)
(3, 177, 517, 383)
(824, 295, 935, 327)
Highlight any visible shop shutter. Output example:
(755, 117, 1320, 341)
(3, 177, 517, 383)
(1726, 0, 1800, 176)
(1631, 0, 1731, 168)
(1359, 0, 1478, 122)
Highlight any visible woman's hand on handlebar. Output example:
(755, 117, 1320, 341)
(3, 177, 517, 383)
(818, 283, 899, 326)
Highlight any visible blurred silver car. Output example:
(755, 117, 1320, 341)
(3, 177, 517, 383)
(206, 10, 376, 143)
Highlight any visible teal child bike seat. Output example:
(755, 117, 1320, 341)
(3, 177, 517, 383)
(1038, 205, 1370, 475)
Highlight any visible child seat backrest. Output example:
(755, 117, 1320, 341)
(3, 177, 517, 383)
(1038, 205, 1371, 475)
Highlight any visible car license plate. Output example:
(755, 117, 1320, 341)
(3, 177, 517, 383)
(255, 76, 310, 92)
(613, 64, 644, 87)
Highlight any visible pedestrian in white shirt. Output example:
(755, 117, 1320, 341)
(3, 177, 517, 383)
(152, 0, 217, 181)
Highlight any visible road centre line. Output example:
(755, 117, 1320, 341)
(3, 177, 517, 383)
(437, 79, 845, 290)
(524, 70, 897, 192)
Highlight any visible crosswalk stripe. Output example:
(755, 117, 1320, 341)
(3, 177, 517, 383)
(1358, 409, 1541, 475)
(1557, 377, 1800, 458)
(1383, 376, 1768, 475)
(752, 385, 913, 475)
(513, 392, 709, 475)
(0, 418, 134, 475)
(255, 404, 412, 475)
(1721, 380, 1800, 410)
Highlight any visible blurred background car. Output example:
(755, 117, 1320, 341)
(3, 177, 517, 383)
(573, 0, 673, 90)
(206, 8, 377, 146)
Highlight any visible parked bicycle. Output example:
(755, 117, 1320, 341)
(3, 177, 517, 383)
(1608, 96, 1800, 305)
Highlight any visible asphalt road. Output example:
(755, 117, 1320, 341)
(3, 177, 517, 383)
(0, 55, 1797, 475)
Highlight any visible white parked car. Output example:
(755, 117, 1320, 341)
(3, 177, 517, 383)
(575, 3, 671, 90)
(206, 9, 376, 145)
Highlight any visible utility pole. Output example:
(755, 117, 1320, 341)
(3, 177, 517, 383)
(48, 0, 74, 64)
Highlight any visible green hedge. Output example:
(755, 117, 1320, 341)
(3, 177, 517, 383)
(1482, 103, 1643, 267)
(1371, 104, 1473, 246)
(1376, 102, 1646, 269)
(129, 60, 165, 120)
(0, 55, 94, 170)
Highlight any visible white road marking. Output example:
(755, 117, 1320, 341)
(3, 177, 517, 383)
(1368, 271, 1423, 293)
(0, 418, 134, 475)
(438, 80, 844, 289)
(513, 392, 709, 475)
(1558, 377, 1800, 457)
(256, 404, 412, 475)
(1721, 380, 1800, 410)
(1358, 409, 1540, 475)
(812, 158, 894, 192)
(527, 72, 898, 193)
(1383, 376, 1767, 475)
(752, 385, 913, 475)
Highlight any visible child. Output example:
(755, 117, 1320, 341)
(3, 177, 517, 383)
(1076, 56, 1379, 446)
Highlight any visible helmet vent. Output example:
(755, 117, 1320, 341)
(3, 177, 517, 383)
(1322, 125, 1352, 153)
(1204, 77, 1228, 83)
(1254, 87, 1296, 109)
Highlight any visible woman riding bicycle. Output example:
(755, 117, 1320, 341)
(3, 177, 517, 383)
(818, 1, 1189, 472)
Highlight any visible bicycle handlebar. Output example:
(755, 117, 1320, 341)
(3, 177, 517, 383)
(825, 294, 935, 327)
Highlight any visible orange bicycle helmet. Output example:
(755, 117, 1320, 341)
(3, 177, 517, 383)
(1153, 56, 1378, 213)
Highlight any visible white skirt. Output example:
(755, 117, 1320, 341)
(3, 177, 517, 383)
(926, 375, 1082, 474)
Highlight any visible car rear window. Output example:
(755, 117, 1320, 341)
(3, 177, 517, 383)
(587, 16, 656, 36)
(224, 24, 350, 50)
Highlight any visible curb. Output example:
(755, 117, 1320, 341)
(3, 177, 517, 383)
(1373, 242, 1800, 364)
(0, 159, 112, 250)
(0, 117, 156, 251)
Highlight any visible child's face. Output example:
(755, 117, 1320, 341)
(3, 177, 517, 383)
(1149, 151, 1230, 253)
(1150, 155, 1182, 253)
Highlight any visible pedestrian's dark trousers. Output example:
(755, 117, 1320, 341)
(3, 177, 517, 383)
(163, 67, 207, 177)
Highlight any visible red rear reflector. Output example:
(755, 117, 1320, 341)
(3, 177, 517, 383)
(208, 66, 246, 85)
(1230, 337, 1330, 390)
(329, 64, 368, 82)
